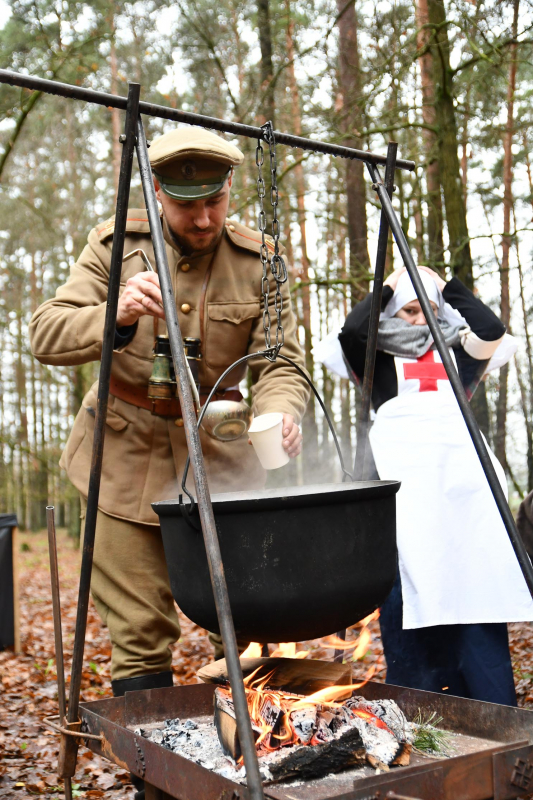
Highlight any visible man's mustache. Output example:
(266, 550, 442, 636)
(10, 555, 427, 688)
(185, 227, 218, 236)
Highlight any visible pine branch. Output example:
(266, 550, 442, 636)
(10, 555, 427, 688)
(176, 0, 241, 118)
(0, 32, 108, 181)
(0, 89, 42, 181)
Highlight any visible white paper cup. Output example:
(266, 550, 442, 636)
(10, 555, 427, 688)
(248, 412, 290, 470)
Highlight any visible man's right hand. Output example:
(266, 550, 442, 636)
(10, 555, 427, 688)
(116, 272, 165, 327)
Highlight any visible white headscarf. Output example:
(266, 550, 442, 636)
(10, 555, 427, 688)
(381, 269, 467, 328)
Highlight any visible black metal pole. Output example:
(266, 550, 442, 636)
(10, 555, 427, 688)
(61, 83, 141, 776)
(46, 508, 68, 723)
(46, 506, 72, 800)
(366, 160, 533, 599)
(0, 68, 415, 172)
(354, 143, 398, 480)
(340, 148, 396, 655)
(135, 116, 265, 800)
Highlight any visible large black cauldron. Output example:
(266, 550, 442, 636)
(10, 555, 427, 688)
(153, 480, 399, 643)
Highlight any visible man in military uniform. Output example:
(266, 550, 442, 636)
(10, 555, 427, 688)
(29, 128, 309, 701)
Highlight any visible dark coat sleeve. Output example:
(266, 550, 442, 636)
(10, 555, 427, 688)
(339, 286, 398, 409)
(443, 277, 505, 341)
(443, 278, 506, 398)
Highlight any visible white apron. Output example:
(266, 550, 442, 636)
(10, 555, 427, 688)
(369, 348, 533, 629)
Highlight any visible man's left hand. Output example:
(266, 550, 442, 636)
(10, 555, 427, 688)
(282, 414, 302, 458)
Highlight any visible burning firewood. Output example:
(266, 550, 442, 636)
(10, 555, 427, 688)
(197, 655, 352, 694)
(213, 682, 414, 783)
(266, 725, 367, 782)
(214, 688, 252, 760)
(289, 706, 317, 744)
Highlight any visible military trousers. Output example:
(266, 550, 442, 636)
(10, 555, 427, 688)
(80, 497, 230, 681)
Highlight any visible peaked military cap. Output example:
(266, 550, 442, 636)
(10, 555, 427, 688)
(149, 127, 244, 200)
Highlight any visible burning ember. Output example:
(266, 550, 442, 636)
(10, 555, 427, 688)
(213, 669, 414, 781)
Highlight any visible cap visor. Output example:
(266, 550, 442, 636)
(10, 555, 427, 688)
(159, 178, 227, 201)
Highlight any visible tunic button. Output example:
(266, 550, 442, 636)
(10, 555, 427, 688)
(175, 417, 184, 427)
(181, 263, 190, 272)
(181, 303, 191, 314)
(228, 224, 236, 232)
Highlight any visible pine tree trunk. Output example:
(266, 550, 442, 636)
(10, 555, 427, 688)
(470, 383, 491, 440)
(427, 0, 473, 288)
(416, 0, 444, 267)
(110, 32, 122, 198)
(523, 132, 533, 223)
(256, 0, 275, 126)
(515, 221, 533, 490)
(285, 8, 319, 466)
(495, 0, 519, 471)
(413, 191, 425, 264)
(461, 98, 470, 204)
(336, 0, 370, 300)
(16, 309, 29, 529)
(285, 13, 311, 366)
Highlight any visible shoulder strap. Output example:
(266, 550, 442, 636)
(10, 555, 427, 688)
(224, 219, 278, 255)
(199, 258, 215, 343)
(95, 209, 152, 242)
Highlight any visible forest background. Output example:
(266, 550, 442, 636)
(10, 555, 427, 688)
(0, 0, 532, 535)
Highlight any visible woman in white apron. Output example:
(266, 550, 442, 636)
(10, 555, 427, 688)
(338, 267, 533, 706)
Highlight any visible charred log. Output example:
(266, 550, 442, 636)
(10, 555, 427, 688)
(214, 685, 412, 783)
(266, 725, 366, 783)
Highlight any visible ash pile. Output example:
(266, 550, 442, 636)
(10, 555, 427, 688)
(136, 688, 415, 785)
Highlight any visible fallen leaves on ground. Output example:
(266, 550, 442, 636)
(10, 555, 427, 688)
(1, 528, 533, 799)
(509, 622, 533, 706)
(0, 528, 215, 800)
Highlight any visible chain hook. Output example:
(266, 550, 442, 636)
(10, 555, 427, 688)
(256, 121, 286, 353)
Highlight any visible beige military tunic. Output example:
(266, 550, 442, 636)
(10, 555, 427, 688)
(30, 211, 309, 526)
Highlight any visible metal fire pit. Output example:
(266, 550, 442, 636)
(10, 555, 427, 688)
(80, 672, 533, 800)
(154, 480, 399, 643)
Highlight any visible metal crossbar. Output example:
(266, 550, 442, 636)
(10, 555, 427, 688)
(0, 68, 415, 170)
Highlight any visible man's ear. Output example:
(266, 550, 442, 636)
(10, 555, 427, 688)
(227, 168, 234, 188)
(153, 175, 161, 201)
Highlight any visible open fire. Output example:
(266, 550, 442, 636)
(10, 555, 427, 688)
(213, 667, 414, 781)
(134, 650, 417, 786)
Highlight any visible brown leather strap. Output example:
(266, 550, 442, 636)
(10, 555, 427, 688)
(199, 257, 215, 342)
(110, 376, 154, 411)
(110, 375, 180, 415)
(109, 375, 242, 418)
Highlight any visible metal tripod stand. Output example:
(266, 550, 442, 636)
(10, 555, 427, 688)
(1, 67, 532, 800)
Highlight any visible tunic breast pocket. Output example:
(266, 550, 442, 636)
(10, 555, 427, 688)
(204, 301, 260, 369)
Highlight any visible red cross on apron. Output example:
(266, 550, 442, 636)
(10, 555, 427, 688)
(403, 349, 448, 392)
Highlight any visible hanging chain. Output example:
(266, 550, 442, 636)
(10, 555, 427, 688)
(256, 121, 287, 358)
(256, 132, 271, 349)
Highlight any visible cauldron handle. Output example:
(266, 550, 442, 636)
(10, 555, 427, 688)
(178, 493, 201, 531)
(180, 349, 354, 503)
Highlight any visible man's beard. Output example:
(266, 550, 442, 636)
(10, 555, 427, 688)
(167, 222, 224, 256)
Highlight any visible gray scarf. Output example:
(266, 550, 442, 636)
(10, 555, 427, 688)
(376, 317, 467, 359)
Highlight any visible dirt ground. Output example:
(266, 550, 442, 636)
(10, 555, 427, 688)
(1, 528, 533, 799)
